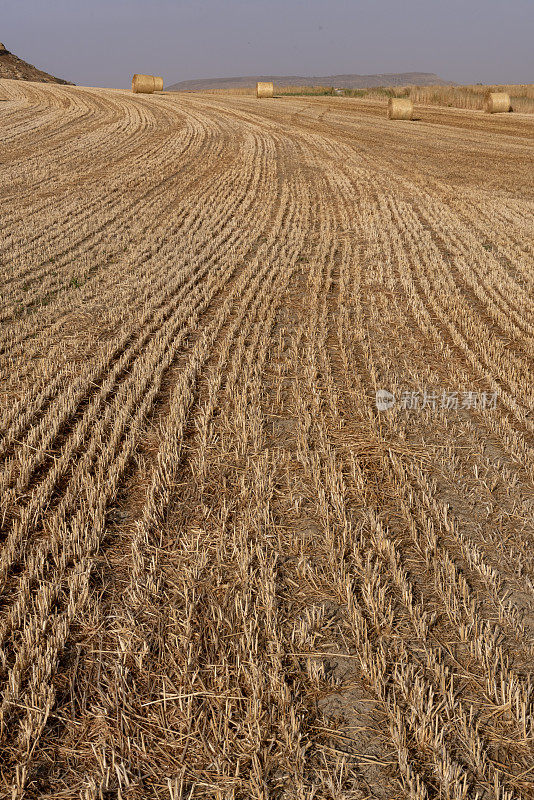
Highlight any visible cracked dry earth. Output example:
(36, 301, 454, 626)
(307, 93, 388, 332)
(0, 79, 533, 799)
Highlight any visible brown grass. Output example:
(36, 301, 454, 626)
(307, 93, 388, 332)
(410, 83, 534, 113)
(208, 82, 534, 113)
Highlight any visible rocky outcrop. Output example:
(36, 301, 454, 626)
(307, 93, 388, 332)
(0, 43, 74, 84)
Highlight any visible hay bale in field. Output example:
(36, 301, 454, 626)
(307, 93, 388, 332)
(388, 98, 414, 120)
(484, 92, 511, 113)
(256, 81, 274, 98)
(154, 76, 164, 92)
(132, 74, 156, 94)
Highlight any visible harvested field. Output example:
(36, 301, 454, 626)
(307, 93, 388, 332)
(0, 79, 533, 799)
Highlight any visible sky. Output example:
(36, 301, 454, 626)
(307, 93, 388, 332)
(2, 0, 533, 89)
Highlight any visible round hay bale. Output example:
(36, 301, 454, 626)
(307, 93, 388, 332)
(484, 92, 511, 113)
(154, 76, 164, 92)
(256, 81, 274, 99)
(388, 98, 414, 120)
(132, 74, 156, 94)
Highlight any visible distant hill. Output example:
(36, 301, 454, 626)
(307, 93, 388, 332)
(166, 72, 451, 92)
(0, 42, 73, 85)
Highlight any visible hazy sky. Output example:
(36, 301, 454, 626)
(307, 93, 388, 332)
(3, 0, 534, 88)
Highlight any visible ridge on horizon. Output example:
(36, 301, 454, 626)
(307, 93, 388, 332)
(166, 71, 452, 91)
